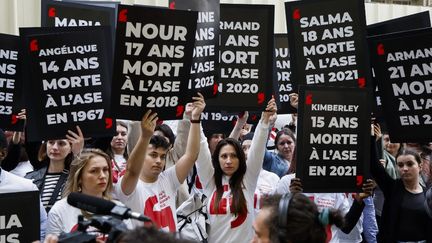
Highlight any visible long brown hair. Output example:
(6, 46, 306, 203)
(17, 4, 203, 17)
(211, 138, 247, 215)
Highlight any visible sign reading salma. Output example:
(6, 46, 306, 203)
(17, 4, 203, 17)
(370, 28, 432, 143)
(296, 86, 370, 193)
(111, 5, 197, 121)
(285, 0, 370, 90)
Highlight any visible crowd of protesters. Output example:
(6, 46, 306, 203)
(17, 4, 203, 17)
(0, 92, 431, 243)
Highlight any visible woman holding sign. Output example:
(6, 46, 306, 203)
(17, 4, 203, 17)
(25, 126, 84, 213)
(370, 132, 432, 242)
(195, 98, 276, 243)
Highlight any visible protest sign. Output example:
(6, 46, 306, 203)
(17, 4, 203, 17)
(0, 191, 40, 242)
(296, 86, 370, 192)
(111, 5, 197, 121)
(274, 34, 296, 114)
(0, 34, 24, 131)
(206, 4, 274, 112)
(285, 0, 370, 89)
(169, 0, 220, 99)
(21, 27, 114, 141)
(42, 0, 116, 50)
(370, 28, 432, 143)
(367, 12, 431, 119)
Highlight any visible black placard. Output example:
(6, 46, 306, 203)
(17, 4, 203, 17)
(169, 0, 220, 100)
(42, 1, 115, 28)
(367, 12, 431, 119)
(274, 34, 296, 114)
(201, 111, 260, 138)
(0, 34, 24, 131)
(367, 11, 430, 37)
(0, 191, 40, 242)
(369, 28, 432, 143)
(21, 27, 114, 142)
(42, 0, 116, 48)
(296, 86, 370, 192)
(111, 5, 197, 121)
(206, 4, 274, 112)
(285, 0, 370, 89)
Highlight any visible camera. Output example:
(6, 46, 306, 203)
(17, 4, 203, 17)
(58, 215, 129, 243)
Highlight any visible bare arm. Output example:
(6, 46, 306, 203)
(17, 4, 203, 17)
(229, 111, 248, 140)
(121, 110, 158, 195)
(175, 93, 205, 183)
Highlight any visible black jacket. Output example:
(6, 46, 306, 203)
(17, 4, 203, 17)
(370, 137, 432, 243)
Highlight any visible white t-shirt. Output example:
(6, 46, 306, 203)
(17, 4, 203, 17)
(46, 197, 84, 235)
(113, 154, 127, 171)
(10, 160, 34, 177)
(114, 166, 180, 232)
(47, 196, 132, 237)
(275, 174, 351, 243)
(254, 169, 279, 213)
(196, 120, 270, 243)
(0, 169, 47, 241)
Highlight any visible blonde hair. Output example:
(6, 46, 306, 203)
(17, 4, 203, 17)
(63, 148, 113, 200)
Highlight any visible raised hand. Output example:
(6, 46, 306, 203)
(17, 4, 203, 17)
(184, 102, 194, 118)
(289, 178, 303, 193)
(355, 179, 376, 202)
(66, 125, 84, 156)
(140, 110, 158, 138)
(261, 97, 277, 124)
(289, 93, 298, 109)
(191, 92, 206, 120)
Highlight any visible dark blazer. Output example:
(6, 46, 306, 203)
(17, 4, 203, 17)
(370, 138, 432, 243)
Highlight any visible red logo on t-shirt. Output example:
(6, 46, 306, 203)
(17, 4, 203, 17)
(144, 195, 176, 232)
(209, 185, 247, 228)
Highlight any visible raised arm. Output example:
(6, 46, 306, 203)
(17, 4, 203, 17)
(245, 98, 277, 180)
(121, 110, 158, 195)
(175, 93, 205, 183)
(170, 103, 193, 162)
(229, 111, 249, 140)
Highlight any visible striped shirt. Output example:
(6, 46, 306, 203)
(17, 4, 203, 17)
(41, 170, 67, 210)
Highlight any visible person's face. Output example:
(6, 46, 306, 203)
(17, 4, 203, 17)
(383, 134, 400, 156)
(209, 134, 224, 154)
(219, 144, 239, 176)
(242, 140, 252, 161)
(251, 207, 271, 243)
(111, 125, 128, 153)
(46, 139, 71, 162)
(276, 134, 295, 161)
(80, 155, 110, 197)
(142, 145, 167, 181)
(397, 154, 421, 182)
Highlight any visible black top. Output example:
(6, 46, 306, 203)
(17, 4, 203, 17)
(397, 189, 428, 241)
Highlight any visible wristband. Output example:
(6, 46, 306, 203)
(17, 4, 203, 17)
(190, 119, 201, 123)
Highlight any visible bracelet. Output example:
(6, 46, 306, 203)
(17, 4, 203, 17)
(190, 119, 201, 123)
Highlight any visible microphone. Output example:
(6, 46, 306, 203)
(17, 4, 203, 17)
(67, 192, 152, 222)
